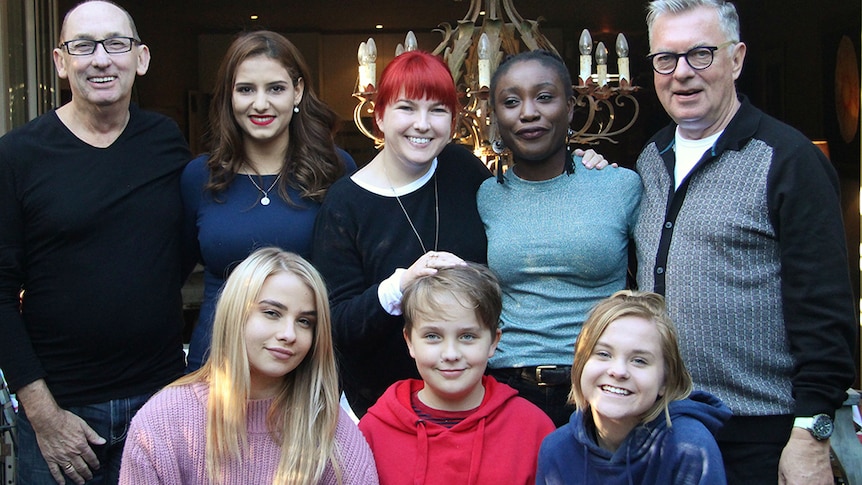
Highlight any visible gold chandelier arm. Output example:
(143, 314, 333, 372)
(464, 0, 483, 22)
(352, 93, 383, 147)
(486, 0, 501, 20)
(501, 0, 558, 55)
(601, 93, 641, 141)
(431, 24, 453, 57)
(501, 0, 522, 24)
(570, 93, 641, 145)
(456, 95, 490, 154)
(571, 93, 600, 143)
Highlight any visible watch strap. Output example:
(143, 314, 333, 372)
(793, 414, 833, 440)
(793, 416, 814, 429)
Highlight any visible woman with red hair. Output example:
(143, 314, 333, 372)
(311, 51, 491, 416)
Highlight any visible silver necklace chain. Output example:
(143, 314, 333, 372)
(247, 172, 282, 206)
(384, 165, 439, 254)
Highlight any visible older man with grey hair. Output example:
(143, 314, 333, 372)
(635, 1, 857, 483)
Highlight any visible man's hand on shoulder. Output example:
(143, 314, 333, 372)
(576, 148, 619, 170)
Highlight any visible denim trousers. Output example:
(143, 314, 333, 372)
(16, 392, 152, 485)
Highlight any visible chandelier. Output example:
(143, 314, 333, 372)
(353, 0, 639, 165)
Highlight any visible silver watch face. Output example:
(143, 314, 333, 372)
(811, 414, 833, 440)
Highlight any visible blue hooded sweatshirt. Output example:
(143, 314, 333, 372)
(536, 390, 731, 485)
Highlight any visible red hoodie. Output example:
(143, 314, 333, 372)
(359, 375, 555, 485)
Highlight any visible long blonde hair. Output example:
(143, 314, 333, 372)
(172, 248, 342, 484)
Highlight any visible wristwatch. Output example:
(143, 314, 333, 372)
(793, 414, 834, 441)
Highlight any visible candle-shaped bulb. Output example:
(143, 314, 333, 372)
(616, 33, 630, 84)
(478, 32, 491, 88)
(358, 41, 367, 64)
(478, 32, 490, 59)
(579, 29, 593, 55)
(578, 29, 593, 85)
(395, 43, 404, 56)
(367, 38, 377, 89)
(596, 42, 607, 65)
(366, 38, 377, 62)
(357, 42, 369, 91)
(405, 31, 418, 52)
(615, 33, 629, 58)
(596, 42, 608, 86)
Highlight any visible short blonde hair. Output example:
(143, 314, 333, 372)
(568, 290, 693, 425)
(402, 263, 501, 337)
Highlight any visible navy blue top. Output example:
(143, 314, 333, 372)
(537, 390, 730, 485)
(181, 149, 355, 370)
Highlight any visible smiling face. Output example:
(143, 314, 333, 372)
(492, 59, 574, 177)
(580, 316, 666, 442)
(244, 271, 315, 399)
(53, 1, 150, 109)
(404, 294, 501, 411)
(232, 55, 304, 153)
(376, 91, 453, 174)
(650, 5, 745, 139)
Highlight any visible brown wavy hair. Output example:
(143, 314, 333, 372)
(205, 30, 345, 203)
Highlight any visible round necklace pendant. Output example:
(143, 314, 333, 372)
(247, 172, 281, 208)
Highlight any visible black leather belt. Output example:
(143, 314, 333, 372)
(491, 365, 572, 387)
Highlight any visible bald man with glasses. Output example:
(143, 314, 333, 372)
(634, 1, 857, 484)
(0, 1, 190, 483)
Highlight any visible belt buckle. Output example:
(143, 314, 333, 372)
(535, 365, 558, 387)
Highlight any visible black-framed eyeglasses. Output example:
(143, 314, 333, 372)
(647, 41, 736, 75)
(58, 36, 141, 56)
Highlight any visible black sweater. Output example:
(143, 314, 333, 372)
(312, 143, 491, 415)
(0, 105, 190, 406)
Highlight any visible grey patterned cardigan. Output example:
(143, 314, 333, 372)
(635, 95, 856, 442)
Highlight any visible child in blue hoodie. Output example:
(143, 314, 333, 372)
(537, 290, 730, 485)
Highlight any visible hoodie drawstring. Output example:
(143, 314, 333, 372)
(626, 440, 634, 485)
(466, 417, 486, 485)
(414, 420, 429, 485)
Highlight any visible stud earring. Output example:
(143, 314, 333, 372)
(492, 138, 506, 154)
(293, 106, 300, 113)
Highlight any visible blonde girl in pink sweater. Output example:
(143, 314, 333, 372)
(119, 248, 378, 484)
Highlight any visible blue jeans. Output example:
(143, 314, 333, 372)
(16, 393, 152, 485)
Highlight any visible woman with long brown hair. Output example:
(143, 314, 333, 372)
(183, 31, 355, 371)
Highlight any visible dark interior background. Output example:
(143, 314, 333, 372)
(56, 0, 861, 378)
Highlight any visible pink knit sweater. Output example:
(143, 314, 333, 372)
(119, 382, 379, 484)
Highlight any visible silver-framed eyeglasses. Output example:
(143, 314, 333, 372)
(647, 40, 736, 75)
(58, 36, 141, 56)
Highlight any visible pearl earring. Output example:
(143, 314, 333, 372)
(293, 106, 300, 113)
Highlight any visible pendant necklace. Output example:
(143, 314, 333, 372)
(247, 172, 282, 206)
(384, 164, 439, 253)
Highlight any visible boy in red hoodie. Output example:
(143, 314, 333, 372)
(359, 263, 556, 484)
